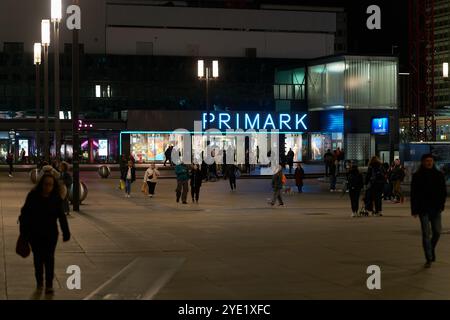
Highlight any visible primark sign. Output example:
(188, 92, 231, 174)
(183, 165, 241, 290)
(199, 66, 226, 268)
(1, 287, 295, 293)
(201, 112, 308, 132)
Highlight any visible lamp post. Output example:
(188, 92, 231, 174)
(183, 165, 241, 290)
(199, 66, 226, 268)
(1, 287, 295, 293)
(197, 60, 219, 130)
(51, 0, 62, 160)
(34, 43, 41, 161)
(41, 19, 50, 162)
(72, 0, 80, 212)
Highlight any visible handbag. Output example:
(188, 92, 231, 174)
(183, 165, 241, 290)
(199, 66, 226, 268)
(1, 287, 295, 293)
(119, 180, 125, 190)
(141, 182, 149, 194)
(16, 234, 30, 258)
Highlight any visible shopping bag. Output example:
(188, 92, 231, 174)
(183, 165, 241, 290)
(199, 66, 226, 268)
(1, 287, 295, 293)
(141, 182, 148, 195)
(16, 234, 30, 258)
(119, 180, 125, 190)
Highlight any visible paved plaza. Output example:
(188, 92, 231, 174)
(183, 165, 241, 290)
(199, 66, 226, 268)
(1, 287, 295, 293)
(1, 171, 450, 300)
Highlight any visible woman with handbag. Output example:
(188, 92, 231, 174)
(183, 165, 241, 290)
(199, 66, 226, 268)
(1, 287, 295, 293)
(18, 173, 71, 295)
(143, 163, 160, 198)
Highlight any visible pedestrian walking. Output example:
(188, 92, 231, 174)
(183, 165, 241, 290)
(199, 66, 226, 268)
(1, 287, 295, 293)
(294, 163, 305, 193)
(365, 156, 386, 216)
(324, 149, 333, 177)
(347, 165, 364, 218)
(190, 164, 203, 203)
(20, 148, 26, 164)
(59, 161, 72, 215)
(329, 160, 337, 192)
(227, 164, 239, 191)
(383, 162, 393, 201)
(143, 163, 160, 198)
(270, 166, 285, 206)
(121, 160, 136, 197)
(391, 159, 405, 203)
(164, 145, 173, 166)
(411, 153, 447, 268)
(175, 162, 189, 204)
(6, 152, 14, 177)
(286, 148, 294, 174)
(18, 173, 71, 294)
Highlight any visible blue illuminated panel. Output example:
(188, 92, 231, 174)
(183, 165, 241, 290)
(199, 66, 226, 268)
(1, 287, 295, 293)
(321, 111, 344, 133)
(371, 117, 389, 135)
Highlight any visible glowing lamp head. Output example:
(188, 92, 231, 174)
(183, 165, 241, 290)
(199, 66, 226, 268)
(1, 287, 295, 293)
(41, 20, 51, 46)
(197, 60, 204, 78)
(212, 60, 219, 78)
(33, 43, 41, 65)
(51, 0, 62, 22)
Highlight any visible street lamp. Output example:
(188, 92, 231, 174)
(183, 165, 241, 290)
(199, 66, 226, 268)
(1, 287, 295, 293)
(34, 43, 41, 160)
(51, 0, 62, 160)
(41, 19, 50, 162)
(197, 60, 219, 130)
(72, 0, 81, 212)
(444, 62, 449, 79)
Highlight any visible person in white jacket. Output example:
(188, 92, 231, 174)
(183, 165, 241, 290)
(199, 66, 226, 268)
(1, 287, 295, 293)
(144, 163, 160, 197)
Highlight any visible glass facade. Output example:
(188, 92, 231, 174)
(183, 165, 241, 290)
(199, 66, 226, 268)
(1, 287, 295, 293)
(308, 56, 398, 111)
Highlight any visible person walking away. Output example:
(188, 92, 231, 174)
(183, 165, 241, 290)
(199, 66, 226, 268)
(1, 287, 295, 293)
(119, 155, 127, 190)
(121, 160, 136, 198)
(329, 160, 337, 192)
(383, 162, 393, 201)
(164, 145, 173, 166)
(286, 148, 295, 174)
(347, 165, 364, 218)
(324, 149, 333, 177)
(365, 156, 385, 216)
(294, 163, 305, 193)
(175, 162, 189, 204)
(201, 160, 208, 182)
(227, 164, 239, 191)
(270, 166, 285, 206)
(19, 173, 71, 295)
(337, 148, 345, 173)
(190, 164, 203, 203)
(391, 159, 406, 203)
(411, 154, 447, 268)
(6, 152, 14, 177)
(144, 163, 160, 198)
(20, 148, 26, 164)
(59, 162, 72, 215)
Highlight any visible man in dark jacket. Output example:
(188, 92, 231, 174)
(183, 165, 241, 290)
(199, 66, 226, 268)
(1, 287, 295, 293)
(411, 153, 447, 268)
(324, 149, 333, 177)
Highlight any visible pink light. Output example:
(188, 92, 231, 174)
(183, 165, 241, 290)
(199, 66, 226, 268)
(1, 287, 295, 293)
(84, 124, 88, 127)
(90, 124, 93, 128)
(81, 140, 88, 148)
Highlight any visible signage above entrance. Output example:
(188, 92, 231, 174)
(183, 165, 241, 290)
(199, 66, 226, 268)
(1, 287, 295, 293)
(201, 112, 308, 132)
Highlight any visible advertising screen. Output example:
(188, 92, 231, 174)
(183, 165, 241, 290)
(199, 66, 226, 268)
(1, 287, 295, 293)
(98, 139, 108, 156)
(18, 140, 29, 156)
(372, 117, 389, 135)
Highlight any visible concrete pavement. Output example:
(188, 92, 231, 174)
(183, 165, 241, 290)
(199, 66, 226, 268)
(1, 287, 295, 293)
(1, 171, 450, 300)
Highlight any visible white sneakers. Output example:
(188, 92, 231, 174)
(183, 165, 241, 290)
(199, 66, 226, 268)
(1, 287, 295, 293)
(8, 174, 13, 178)
(351, 212, 357, 218)
(125, 194, 131, 198)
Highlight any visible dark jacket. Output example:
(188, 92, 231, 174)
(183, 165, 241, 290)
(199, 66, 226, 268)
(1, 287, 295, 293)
(411, 167, 447, 216)
(347, 169, 364, 191)
(227, 164, 238, 179)
(121, 166, 136, 182)
(6, 154, 13, 165)
(60, 171, 73, 188)
(294, 167, 305, 186)
(19, 190, 70, 241)
(190, 169, 203, 188)
(286, 151, 294, 164)
(272, 172, 283, 190)
(365, 163, 385, 187)
(175, 164, 190, 181)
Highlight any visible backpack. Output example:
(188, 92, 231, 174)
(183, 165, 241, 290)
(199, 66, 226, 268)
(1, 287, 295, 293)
(370, 166, 385, 185)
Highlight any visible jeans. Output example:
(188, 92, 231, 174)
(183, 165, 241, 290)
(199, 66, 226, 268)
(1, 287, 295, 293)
(419, 212, 442, 262)
(146, 181, 157, 195)
(297, 185, 303, 193)
(349, 190, 361, 213)
(30, 237, 58, 287)
(229, 176, 236, 190)
(271, 189, 283, 205)
(8, 163, 13, 175)
(191, 185, 201, 202)
(176, 180, 189, 203)
(125, 179, 132, 195)
(330, 175, 337, 190)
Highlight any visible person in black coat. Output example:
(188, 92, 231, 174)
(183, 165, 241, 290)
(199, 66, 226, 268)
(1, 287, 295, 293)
(365, 156, 385, 216)
(347, 165, 364, 217)
(120, 160, 136, 197)
(19, 173, 71, 294)
(190, 164, 203, 203)
(227, 164, 239, 191)
(411, 153, 447, 268)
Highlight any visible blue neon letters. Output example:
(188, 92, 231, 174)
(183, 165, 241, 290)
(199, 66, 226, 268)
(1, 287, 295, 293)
(202, 112, 308, 131)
